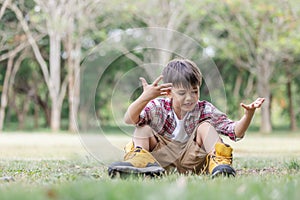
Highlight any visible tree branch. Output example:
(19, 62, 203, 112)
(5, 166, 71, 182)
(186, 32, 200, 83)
(0, 0, 10, 20)
(9, 3, 51, 89)
(0, 34, 45, 62)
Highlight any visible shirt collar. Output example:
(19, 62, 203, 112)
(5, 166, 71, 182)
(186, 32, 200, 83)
(184, 101, 200, 120)
(165, 98, 173, 118)
(165, 98, 199, 119)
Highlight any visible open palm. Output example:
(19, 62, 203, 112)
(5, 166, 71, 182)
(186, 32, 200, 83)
(240, 98, 265, 111)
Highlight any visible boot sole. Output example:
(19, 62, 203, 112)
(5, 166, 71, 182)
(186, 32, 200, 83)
(108, 165, 165, 178)
(211, 164, 236, 178)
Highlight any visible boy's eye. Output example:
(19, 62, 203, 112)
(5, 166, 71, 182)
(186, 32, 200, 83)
(178, 92, 185, 95)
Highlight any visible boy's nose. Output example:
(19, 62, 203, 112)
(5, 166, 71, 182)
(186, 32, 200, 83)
(185, 92, 192, 100)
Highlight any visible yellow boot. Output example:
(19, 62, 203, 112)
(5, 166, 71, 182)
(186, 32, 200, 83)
(108, 141, 165, 178)
(208, 142, 236, 178)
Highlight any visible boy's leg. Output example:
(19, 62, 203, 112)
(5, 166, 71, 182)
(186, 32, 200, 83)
(108, 126, 164, 178)
(133, 126, 184, 171)
(196, 122, 222, 153)
(133, 125, 158, 151)
(196, 122, 236, 177)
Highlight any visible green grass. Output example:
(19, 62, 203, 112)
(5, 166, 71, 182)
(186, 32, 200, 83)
(1, 158, 300, 200)
(0, 132, 300, 200)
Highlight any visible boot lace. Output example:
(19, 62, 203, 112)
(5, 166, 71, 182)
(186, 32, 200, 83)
(200, 153, 232, 175)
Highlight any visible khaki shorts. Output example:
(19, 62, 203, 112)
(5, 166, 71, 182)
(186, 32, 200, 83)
(150, 129, 208, 174)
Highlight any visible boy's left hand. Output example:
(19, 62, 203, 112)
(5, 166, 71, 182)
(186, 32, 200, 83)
(240, 98, 265, 111)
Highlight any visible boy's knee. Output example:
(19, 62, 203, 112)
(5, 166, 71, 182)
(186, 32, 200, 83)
(197, 121, 214, 134)
(136, 125, 153, 132)
(133, 125, 158, 151)
(196, 121, 222, 153)
(134, 125, 155, 138)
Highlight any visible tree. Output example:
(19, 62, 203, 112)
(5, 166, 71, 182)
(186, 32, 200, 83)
(119, 0, 213, 77)
(276, 1, 300, 131)
(60, 0, 104, 132)
(7, 0, 105, 131)
(0, 0, 39, 131)
(208, 0, 300, 133)
(7, 1, 68, 131)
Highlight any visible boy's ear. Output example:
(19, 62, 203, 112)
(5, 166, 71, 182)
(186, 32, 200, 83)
(166, 90, 173, 98)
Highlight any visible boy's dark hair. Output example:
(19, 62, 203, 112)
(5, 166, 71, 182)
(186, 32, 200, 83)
(162, 58, 202, 89)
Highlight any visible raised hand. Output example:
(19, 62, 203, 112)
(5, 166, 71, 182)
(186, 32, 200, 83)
(234, 97, 266, 138)
(139, 75, 172, 101)
(240, 97, 265, 111)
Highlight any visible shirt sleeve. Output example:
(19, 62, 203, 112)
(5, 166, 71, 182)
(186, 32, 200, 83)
(136, 102, 152, 126)
(136, 99, 164, 128)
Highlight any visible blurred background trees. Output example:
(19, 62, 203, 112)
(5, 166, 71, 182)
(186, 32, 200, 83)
(0, 0, 299, 133)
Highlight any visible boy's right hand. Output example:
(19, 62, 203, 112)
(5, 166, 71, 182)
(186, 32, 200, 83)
(139, 75, 173, 101)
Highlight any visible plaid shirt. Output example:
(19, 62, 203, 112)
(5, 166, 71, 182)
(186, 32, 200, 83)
(137, 98, 237, 141)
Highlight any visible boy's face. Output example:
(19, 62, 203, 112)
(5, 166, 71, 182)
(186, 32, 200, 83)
(170, 85, 199, 117)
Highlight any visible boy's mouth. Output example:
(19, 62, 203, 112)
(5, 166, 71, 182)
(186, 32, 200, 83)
(183, 102, 194, 107)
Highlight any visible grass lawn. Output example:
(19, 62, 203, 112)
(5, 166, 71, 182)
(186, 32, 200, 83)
(0, 132, 300, 200)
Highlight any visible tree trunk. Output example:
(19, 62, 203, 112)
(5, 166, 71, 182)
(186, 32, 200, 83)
(35, 94, 51, 127)
(68, 65, 80, 132)
(34, 103, 39, 129)
(233, 72, 242, 98)
(287, 80, 297, 131)
(0, 56, 14, 131)
(259, 97, 272, 133)
(49, 33, 62, 131)
(66, 37, 81, 132)
(18, 95, 30, 130)
(51, 101, 61, 131)
(257, 70, 272, 133)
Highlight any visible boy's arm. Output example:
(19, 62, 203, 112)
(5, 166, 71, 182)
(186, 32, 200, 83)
(234, 98, 265, 138)
(124, 76, 172, 125)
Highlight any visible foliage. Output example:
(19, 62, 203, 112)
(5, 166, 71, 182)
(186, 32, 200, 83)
(0, 0, 300, 131)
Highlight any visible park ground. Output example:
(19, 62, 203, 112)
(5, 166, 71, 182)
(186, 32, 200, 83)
(0, 131, 300, 199)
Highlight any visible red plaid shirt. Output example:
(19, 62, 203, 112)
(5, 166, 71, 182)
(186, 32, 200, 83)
(137, 98, 237, 141)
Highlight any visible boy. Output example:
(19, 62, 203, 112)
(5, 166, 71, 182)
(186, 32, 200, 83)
(108, 58, 264, 178)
